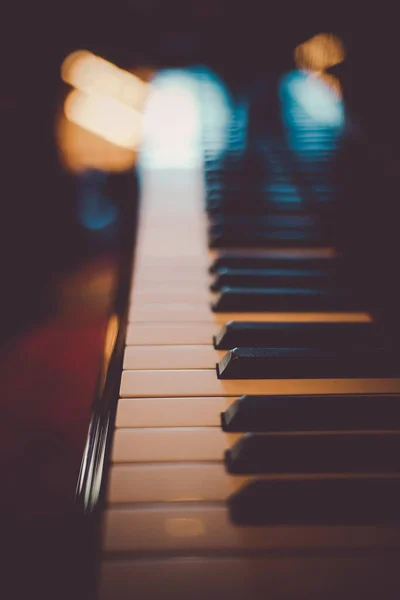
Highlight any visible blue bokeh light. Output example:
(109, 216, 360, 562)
(280, 71, 345, 128)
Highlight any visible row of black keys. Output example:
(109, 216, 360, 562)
(203, 131, 397, 526)
(207, 250, 400, 524)
(226, 396, 400, 524)
(209, 253, 397, 378)
(209, 254, 365, 311)
(206, 211, 333, 247)
(210, 251, 343, 291)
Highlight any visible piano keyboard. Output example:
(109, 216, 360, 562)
(97, 71, 400, 599)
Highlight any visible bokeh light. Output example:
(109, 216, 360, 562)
(295, 33, 345, 73)
(61, 50, 149, 110)
(64, 90, 142, 149)
(58, 51, 151, 173)
(283, 71, 344, 126)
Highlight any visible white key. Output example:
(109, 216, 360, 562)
(106, 464, 399, 505)
(120, 369, 400, 398)
(102, 504, 400, 553)
(129, 304, 212, 323)
(106, 462, 244, 503)
(112, 427, 240, 463)
(123, 346, 224, 370)
(126, 323, 217, 345)
(99, 555, 400, 600)
(133, 268, 209, 283)
(134, 263, 209, 274)
(115, 397, 231, 428)
(131, 290, 210, 304)
(127, 312, 372, 327)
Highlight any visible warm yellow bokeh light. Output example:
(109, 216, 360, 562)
(165, 518, 205, 538)
(58, 50, 149, 172)
(56, 113, 137, 173)
(295, 33, 345, 73)
(64, 89, 142, 150)
(61, 50, 150, 110)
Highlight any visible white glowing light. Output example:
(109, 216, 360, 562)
(282, 72, 344, 127)
(141, 70, 232, 168)
(64, 89, 142, 149)
(61, 50, 149, 110)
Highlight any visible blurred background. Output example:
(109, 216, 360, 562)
(2, 1, 400, 330)
(2, 1, 400, 334)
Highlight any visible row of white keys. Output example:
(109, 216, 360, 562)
(102, 155, 400, 599)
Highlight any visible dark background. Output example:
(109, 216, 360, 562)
(3, 2, 400, 334)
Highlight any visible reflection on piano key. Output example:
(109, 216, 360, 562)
(103, 504, 400, 553)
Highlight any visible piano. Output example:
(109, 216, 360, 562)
(3, 4, 400, 599)
(85, 62, 400, 598)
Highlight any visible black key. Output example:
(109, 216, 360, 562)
(225, 431, 400, 475)
(208, 220, 317, 237)
(206, 198, 311, 216)
(210, 268, 334, 291)
(221, 394, 400, 433)
(209, 214, 317, 229)
(214, 322, 380, 350)
(209, 254, 340, 273)
(216, 347, 399, 379)
(209, 229, 326, 248)
(211, 287, 363, 312)
(229, 478, 400, 525)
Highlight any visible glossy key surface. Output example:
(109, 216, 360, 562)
(226, 431, 400, 474)
(212, 287, 364, 312)
(213, 321, 379, 350)
(229, 477, 400, 525)
(217, 347, 399, 379)
(221, 394, 400, 432)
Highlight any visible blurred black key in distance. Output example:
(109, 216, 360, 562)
(206, 196, 312, 216)
(209, 253, 340, 273)
(210, 268, 336, 291)
(211, 287, 364, 312)
(209, 214, 318, 230)
(208, 228, 327, 248)
(221, 394, 400, 432)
